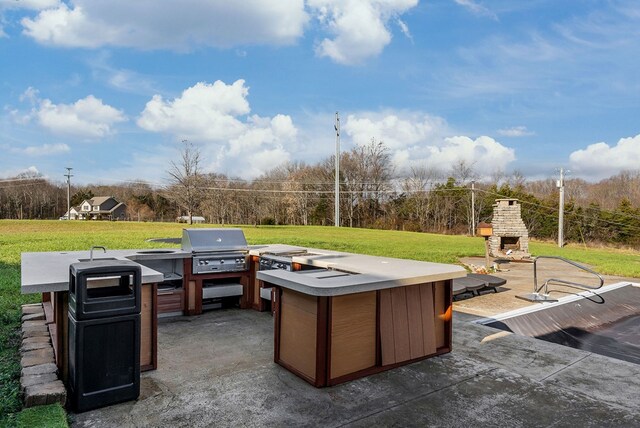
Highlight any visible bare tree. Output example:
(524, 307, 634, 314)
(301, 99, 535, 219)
(167, 140, 203, 224)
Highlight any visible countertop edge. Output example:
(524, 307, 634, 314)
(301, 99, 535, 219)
(257, 268, 466, 297)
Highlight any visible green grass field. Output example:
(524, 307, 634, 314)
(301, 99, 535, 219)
(1, 220, 639, 425)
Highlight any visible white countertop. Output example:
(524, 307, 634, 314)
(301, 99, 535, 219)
(256, 251, 466, 296)
(21, 244, 466, 296)
(21, 249, 190, 294)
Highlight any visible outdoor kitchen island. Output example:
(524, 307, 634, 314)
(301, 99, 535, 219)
(21, 236, 466, 394)
(256, 253, 466, 387)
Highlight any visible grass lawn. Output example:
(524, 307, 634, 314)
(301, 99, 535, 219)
(1, 220, 638, 425)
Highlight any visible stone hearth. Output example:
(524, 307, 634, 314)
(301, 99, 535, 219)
(489, 199, 531, 260)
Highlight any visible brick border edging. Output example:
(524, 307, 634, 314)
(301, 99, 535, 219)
(20, 303, 67, 407)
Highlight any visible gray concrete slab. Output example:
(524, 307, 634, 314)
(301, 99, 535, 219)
(70, 309, 640, 428)
(455, 257, 639, 317)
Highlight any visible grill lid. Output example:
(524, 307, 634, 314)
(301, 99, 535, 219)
(181, 228, 248, 253)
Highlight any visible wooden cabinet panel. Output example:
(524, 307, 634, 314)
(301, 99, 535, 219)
(406, 285, 425, 359)
(187, 280, 196, 312)
(379, 289, 395, 365)
(279, 289, 317, 380)
(433, 281, 446, 349)
(380, 282, 442, 366)
(419, 283, 437, 355)
(390, 287, 412, 363)
(330, 292, 376, 380)
(157, 290, 184, 314)
(140, 284, 156, 370)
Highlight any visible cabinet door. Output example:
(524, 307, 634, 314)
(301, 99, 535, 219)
(330, 292, 377, 380)
(379, 283, 438, 366)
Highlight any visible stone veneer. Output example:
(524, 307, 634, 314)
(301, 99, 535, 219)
(20, 303, 66, 407)
(489, 199, 531, 260)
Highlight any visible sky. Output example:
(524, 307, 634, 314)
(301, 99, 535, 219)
(1, 0, 639, 186)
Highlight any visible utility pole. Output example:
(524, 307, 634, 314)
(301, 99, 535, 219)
(64, 167, 73, 220)
(557, 168, 567, 248)
(334, 112, 340, 227)
(471, 180, 476, 236)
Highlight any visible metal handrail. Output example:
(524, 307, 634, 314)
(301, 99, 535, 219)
(533, 255, 604, 296)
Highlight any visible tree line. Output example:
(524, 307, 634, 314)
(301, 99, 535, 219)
(2, 139, 640, 248)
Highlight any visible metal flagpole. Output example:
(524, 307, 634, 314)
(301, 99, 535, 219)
(334, 112, 340, 227)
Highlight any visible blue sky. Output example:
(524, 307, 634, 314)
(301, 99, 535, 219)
(1, 0, 639, 185)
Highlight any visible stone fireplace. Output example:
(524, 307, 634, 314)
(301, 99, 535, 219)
(489, 199, 531, 260)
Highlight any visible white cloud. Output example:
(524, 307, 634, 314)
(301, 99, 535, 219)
(1, 165, 42, 179)
(89, 52, 158, 95)
(307, 0, 418, 64)
(345, 112, 449, 149)
(19, 86, 40, 103)
(0, 0, 59, 36)
(12, 88, 127, 137)
(138, 80, 296, 178)
(21, 1, 308, 50)
(343, 111, 515, 175)
(569, 134, 640, 179)
(34, 95, 126, 137)
(16, 1, 417, 63)
(138, 80, 250, 141)
(14, 143, 70, 156)
(397, 18, 413, 42)
(0, 0, 59, 8)
(497, 126, 534, 137)
(429, 135, 515, 174)
(453, 0, 498, 20)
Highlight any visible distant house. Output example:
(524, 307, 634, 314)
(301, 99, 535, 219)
(62, 196, 127, 221)
(176, 215, 205, 224)
(59, 206, 81, 220)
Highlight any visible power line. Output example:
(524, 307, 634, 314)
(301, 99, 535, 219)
(475, 188, 640, 233)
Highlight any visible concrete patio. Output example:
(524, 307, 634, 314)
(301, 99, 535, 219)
(70, 305, 640, 427)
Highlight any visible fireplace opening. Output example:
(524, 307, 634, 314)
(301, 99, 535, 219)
(500, 237, 520, 251)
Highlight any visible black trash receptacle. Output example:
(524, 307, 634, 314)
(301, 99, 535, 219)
(68, 260, 142, 413)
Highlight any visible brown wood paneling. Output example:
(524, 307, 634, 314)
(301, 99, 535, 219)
(419, 283, 437, 355)
(279, 289, 318, 381)
(253, 279, 262, 309)
(249, 256, 259, 308)
(379, 289, 396, 365)
(157, 290, 184, 313)
(140, 283, 153, 368)
(43, 299, 54, 324)
(239, 274, 249, 309)
(405, 285, 425, 360)
(316, 296, 329, 387)
(187, 280, 196, 312)
(330, 292, 376, 379)
(433, 280, 446, 349)
(390, 287, 411, 363)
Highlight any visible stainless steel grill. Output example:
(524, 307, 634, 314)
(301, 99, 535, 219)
(258, 250, 318, 272)
(182, 228, 249, 274)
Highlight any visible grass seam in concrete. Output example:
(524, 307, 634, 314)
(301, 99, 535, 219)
(332, 368, 499, 428)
